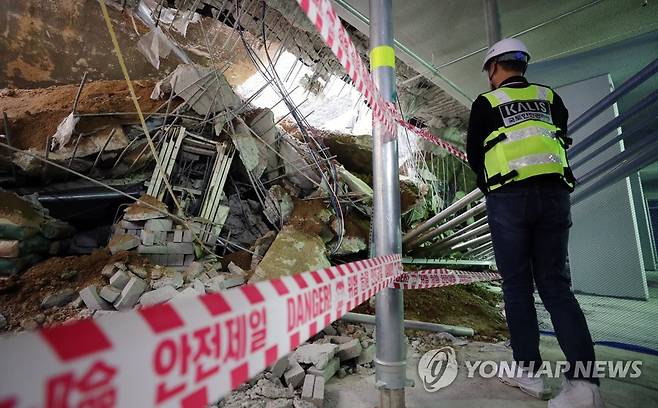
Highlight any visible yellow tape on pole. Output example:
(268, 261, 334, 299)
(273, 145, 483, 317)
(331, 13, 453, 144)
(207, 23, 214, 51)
(369, 45, 395, 70)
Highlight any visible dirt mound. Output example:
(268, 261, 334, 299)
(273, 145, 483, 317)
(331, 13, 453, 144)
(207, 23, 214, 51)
(355, 283, 508, 341)
(0, 249, 149, 331)
(0, 80, 174, 151)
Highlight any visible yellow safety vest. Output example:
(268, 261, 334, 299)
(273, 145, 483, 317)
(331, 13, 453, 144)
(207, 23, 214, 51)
(481, 84, 574, 192)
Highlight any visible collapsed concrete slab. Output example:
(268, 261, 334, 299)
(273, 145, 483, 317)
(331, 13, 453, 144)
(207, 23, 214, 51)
(249, 226, 330, 282)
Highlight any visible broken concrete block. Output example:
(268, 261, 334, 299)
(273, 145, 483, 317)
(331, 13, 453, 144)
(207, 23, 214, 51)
(337, 338, 362, 361)
(270, 357, 290, 379)
(322, 325, 337, 336)
(185, 262, 205, 282)
(357, 344, 376, 365)
(205, 275, 226, 293)
(220, 275, 245, 290)
(184, 254, 194, 265)
(129, 264, 148, 279)
(119, 220, 144, 230)
(253, 377, 294, 399)
(79, 285, 113, 311)
(123, 195, 168, 221)
(109, 270, 131, 290)
(140, 229, 155, 246)
(173, 287, 197, 300)
(192, 279, 206, 295)
(166, 242, 194, 254)
(108, 233, 140, 254)
(291, 343, 338, 370)
(114, 276, 147, 310)
(307, 356, 339, 381)
(167, 253, 185, 266)
(139, 286, 178, 306)
(151, 270, 184, 289)
(41, 289, 76, 309)
(114, 262, 128, 271)
(325, 336, 354, 345)
(99, 285, 121, 303)
(337, 367, 347, 379)
(227, 261, 246, 276)
(145, 218, 173, 232)
(301, 375, 316, 403)
(312, 376, 324, 407)
(250, 226, 330, 282)
(283, 360, 305, 389)
(100, 263, 119, 278)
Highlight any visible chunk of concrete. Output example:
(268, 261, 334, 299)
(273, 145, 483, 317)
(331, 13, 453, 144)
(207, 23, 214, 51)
(227, 261, 246, 276)
(174, 287, 198, 299)
(113, 276, 147, 310)
(192, 279, 206, 295)
(306, 356, 339, 381)
(312, 376, 324, 408)
(301, 375, 316, 403)
(220, 275, 245, 290)
(357, 344, 376, 365)
(79, 285, 113, 311)
(99, 285, 121, 303)
(139, 286, 178, 306)
(129, 264, 148, 279)
(253, 378, 294, 399)
(41, 289, 76, 309)
(337, 338, 362, 361)
(205, 275, 226, 293)
(140, 229, 155, 246)
(150, 270, 184, 289)
(107, 233, 140, 254)
(283, 360, 305, 389)
(250, 226, 330, 282)
(291, 343, 338, 370)
(109, 270, 131, 290)
(270, 357, 290, 379)
(100, 263, 119, 278)
(145, 218, 173, 232)
(325, 335, 354, 345)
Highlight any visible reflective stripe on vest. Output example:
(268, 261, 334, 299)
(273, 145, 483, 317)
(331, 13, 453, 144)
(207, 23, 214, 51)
(481, 84, 572, 192)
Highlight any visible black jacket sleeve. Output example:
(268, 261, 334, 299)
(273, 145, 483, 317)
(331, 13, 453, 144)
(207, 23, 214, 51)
(466, 95, 491, 192)
(552, 91, 569, 138)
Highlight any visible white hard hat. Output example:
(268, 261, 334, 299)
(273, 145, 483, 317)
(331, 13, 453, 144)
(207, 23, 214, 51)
(482, 38, 531, 70)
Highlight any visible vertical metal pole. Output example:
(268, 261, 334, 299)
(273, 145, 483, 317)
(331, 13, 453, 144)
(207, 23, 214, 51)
(483, 0, 502, 45)
(370, 1, 406, 407)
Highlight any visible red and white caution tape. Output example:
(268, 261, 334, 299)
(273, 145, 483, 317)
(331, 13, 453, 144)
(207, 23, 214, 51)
(392, 268, 501, 290)
(0, 255, 400, 408)
(0, 254, 499, 407)
(294, 0, 468, 162)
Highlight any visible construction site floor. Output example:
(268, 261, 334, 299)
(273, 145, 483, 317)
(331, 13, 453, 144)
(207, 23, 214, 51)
(324, 336, 658, 408)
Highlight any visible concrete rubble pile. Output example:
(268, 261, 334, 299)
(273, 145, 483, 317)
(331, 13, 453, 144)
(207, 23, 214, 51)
(77, 256, 245, 315)
(216, 322, 378, 408)
(0, 191, 74, 275)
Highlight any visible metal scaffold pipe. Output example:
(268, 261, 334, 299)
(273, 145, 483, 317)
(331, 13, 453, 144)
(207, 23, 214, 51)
(403, 189, 483, 246)
(369, 1, 407, 406)
(568, 58, 658, 136)
(451, 233, 492, 252)
(424, 223, 491, 255)
(406, 201, 487, 250)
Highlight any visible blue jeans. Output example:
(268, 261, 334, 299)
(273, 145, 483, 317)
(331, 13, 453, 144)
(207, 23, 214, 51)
(486, 182, 598, 384)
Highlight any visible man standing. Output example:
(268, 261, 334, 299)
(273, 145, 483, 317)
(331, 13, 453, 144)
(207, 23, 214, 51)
(466, 38, 604, 408)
